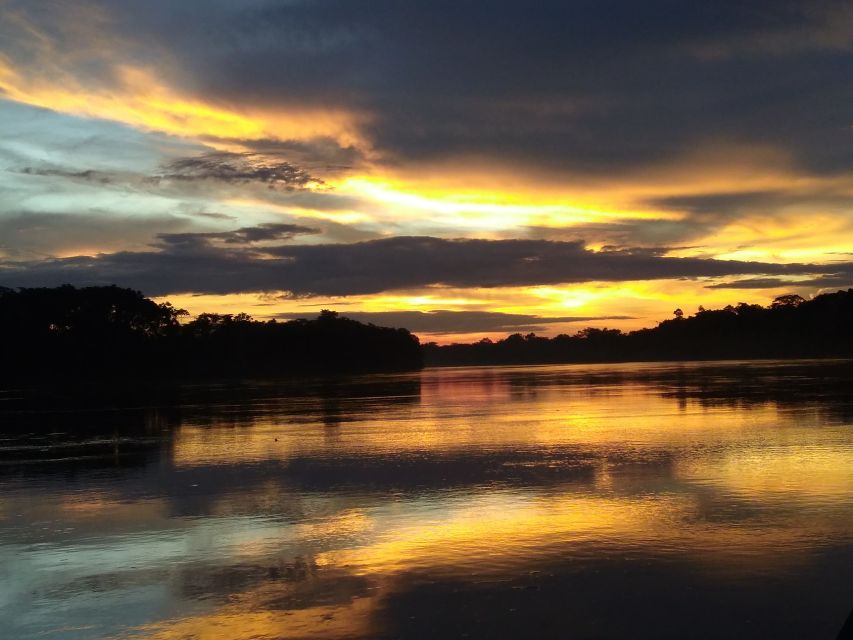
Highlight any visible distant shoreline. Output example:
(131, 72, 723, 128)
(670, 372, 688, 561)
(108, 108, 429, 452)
(422, 354, 853, 369)
(2, 285, 852, 381)
(423, 290, 853, 367)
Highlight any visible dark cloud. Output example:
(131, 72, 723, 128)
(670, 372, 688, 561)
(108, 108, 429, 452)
(152, 152, 325, 190)
(1, 235, 850, 297)
(90, 0, 853, 175)
(6, 1, 852, 177)
(157, 223, 319, 247)
(19, 167, 114, 184)
(276, 310, 634, 335)
(12, 156, 365, 216)
(14, 152, 325, 193)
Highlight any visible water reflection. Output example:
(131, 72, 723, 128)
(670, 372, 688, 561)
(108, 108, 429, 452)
(1, 361, 852, 639)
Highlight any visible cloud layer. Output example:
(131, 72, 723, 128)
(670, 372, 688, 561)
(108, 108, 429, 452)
(2, 2, 852, 333)
(3, 1, 853, 175)
(277, 310, 635, 335)
(2, 234, 849, 297)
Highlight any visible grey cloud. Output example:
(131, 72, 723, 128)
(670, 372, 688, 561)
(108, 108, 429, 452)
(157, 223, 319, 247)
(19, 167, 115, 184)
(12, 159, 364, 216)
(276, 310, 635, 335)
(1, 235, 850, 297)
(520, 224, 698, 249)
(152, 152, 325, 190)
(0, 211, 190, 260)
(6, 1, 853, 177)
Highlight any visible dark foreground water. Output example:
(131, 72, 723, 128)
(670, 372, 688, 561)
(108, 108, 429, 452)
(1, 360, 852, 639)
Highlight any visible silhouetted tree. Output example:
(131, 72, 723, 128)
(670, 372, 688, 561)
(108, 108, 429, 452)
(4, 285, 852, 377)
(1, 285, 422, 381)
(425, 290, 853, 366)
(771, 294, 805, 308)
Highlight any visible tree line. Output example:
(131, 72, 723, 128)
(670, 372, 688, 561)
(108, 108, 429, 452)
(2, 285, 851, 380)
(423, 290, 853, 366)
(0, 285, 422, 380)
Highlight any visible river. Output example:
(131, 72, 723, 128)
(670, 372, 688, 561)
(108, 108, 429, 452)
(1, 360, 851, 639)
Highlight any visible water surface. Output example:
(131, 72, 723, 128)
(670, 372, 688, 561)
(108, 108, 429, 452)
(1, 360, 852, 639)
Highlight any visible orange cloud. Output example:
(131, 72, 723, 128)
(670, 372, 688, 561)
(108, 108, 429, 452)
(0, 60, 366, 149)
(0, 3, 368, 150)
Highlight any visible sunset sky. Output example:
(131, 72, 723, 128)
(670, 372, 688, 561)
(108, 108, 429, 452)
(1, 1, 852, 342)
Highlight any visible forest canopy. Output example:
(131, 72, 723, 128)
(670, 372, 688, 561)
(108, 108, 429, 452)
(0, 285, 422, 380)
(2, 285, 851, 380)
(424, 290, 853, 366)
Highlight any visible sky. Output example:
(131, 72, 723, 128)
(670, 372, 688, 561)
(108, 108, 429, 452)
(1, 0, 852, 342)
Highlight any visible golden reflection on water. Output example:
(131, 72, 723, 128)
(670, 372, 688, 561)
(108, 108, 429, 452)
(315, 489, 850, 577)
(122, 485, 850, 639)
(313, 493, 685, 575)
(130, 588, 379, 640)
(171, 380, 816, 466)
(678, 446, 853, 501)
(134, 367, 853, 638)
(2, 362, 852, 640)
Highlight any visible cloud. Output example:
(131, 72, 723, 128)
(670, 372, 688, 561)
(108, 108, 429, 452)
(2, 0, 853, 305)
(152, 152, 326, 190)
(1, 235, 849, 297)
(0, 98, 203, 173)
(276, 309, 633, 335)
(705, 277, 793, 289)
(707, 275, 853, 289)
(157, 223, 319, 247)
(0, 211, 190, 259)
(19, 167, 114, 184)
(15, 152, 330, 195)
(4, 1, 853, 177)
(216, 137, 364, 172)
(189, 211, 236, 221)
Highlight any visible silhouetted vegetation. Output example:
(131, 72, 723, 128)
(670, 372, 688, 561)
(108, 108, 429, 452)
(424, 290, 853, 366)
(0, 285, 422, 381)
(3, 286, 852, 380)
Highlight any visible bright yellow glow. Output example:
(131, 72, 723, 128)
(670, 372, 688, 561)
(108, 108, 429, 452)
(156, 274, 820, 343)
(358, 294, 484, 310)
(527, 286, 608, 309)
(336, 176, 684, 231)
